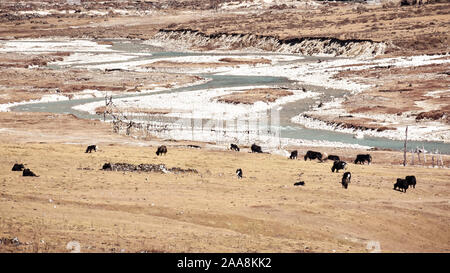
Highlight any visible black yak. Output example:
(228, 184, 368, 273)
(405, 176, 416, 189)
(85, 145, 97, 153)
(332, 161, 347, 173)
(230, 144, 240, 151)
(12, 163, 25, 171)
(341, 172, 351, 189)
(327, 155, 340, 161)
(23, 168, 38, 177)
(289, 150, 298, 159)
(156, 145, 167, 156)
(251, 144, 262, 153)
(304, 151, 324, 162)
(236, 168, 243, 179)
(354, 154, 372, 164)
(394, 178, 409, 193)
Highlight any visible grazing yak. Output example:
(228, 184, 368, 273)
(327, 155, 340, 161)
(304, 150, 325, 162)
(11, 163, 25, 171)
(23, 168, 38, 177)
(354, 154, 372, 164)
(294, 181, 305, 186)
(394, 178, 409, 193)
(289, 150, 298, 160)
(236, 168, 243, 179)
(85, 145, 98, 153)
(331, 161, 347, 173)
(341, 172, 351, 189)
(156, 145, 167, 156)
(251, 144, 263, 153)
(230, 144, 240, 152)
(405, 175, 416, 188)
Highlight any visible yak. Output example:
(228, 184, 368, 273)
(289, 150, 298, 160)
(230, 144, 240, 152)
(12, 163, 25, 171)
(354, 154, 372, 165)
(156, 145, 167, 156)
(332, 161, 347, 173)
(394, 178, 409, 193)
(341, 172, 351, 189)
(304, 151, 324, 162)
(251, 144, 263, 153)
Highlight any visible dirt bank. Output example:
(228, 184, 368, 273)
(152, 28, 386, 57)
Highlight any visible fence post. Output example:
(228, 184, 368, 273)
(422, 145, 426, 164)
(403, 126, 408, 166)
(417, 147, 421, 164)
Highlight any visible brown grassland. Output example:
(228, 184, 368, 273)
(0, 1, 449, 253)
(0, 113, 449, 252)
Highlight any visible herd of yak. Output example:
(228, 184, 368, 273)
(10, 143, 417, 193)
(232, 143, 416, 192)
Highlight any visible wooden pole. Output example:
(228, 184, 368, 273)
(423, 145, 426, 164)
(417, 147, 421, 164)
(403, 126, 408, 166)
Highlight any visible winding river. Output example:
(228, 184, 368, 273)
(9, 39, 450, 154)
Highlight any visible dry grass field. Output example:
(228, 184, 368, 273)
(0, 0, 449, 254)
(1, 141, 449, 253)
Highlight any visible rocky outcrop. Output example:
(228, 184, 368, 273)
(153, 29, 386, 57)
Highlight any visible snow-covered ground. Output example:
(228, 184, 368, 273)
(15, 8, 157, 17)
(0, 80, 211, 113)
(3, 38, 449, 145)
(219, 0, 319, 10)
(43, 40, 450, 143)
(73, 85, 319, 120)
(0, 39, 114, 53)
(291, 99, 450, 143)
